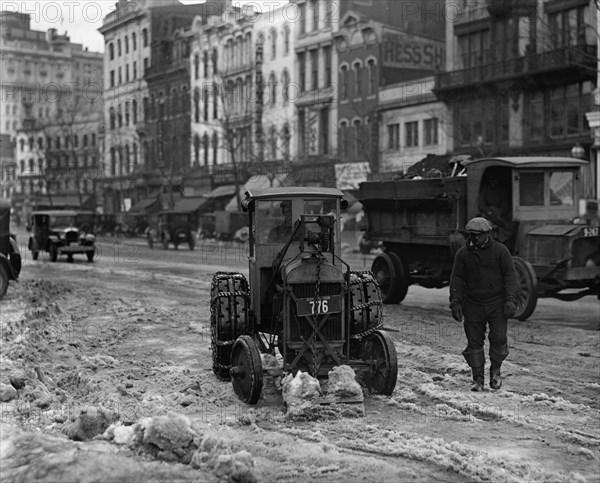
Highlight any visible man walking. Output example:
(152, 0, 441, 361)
(449, 217, 518, 391)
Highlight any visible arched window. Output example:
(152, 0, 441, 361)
(83, 134, 88, 147)
(282, 123, 290, 161)
(109, 107, 115, 129)
(132, 32, 137, 50)
(213, 85, 219, 119)
(353, 119, 362, 156)
(194, 54, 199, 79)
(353, 62, 362, 98)
(269, 71, 277, 106)
(269, 125, 277, 159)
(212, 132, 218, 165)
(339, 121, 348, 158)
(340, 65, 348, 100)
(142, 28, 148, 47)
(203, 51, 209, 78)
(282, 69, 290, 104)
(193, 134, 200, 166)
(270, 29, 277, 59)
(117, 104, 123, 127)
(202, 133, 209, 165)
(109, 43, 114, 60)
(212, 48, 218, 73)
(133, 143, 138, 168)
(283, 25, 290, 55)
(193, 88, 200, 122)
(125, 144, 130, 173)
(203, 87, 208, 121)
(367, 59, 376, 95)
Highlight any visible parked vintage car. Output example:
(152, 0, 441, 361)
(148, 210, 196, 250)
(28, 210, 96, 262)
(0, 199, 21, 300)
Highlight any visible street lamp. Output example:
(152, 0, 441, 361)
(571, 143, 586, 159)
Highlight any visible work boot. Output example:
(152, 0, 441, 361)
(490, 367, 502, 390)
(470, 366, 484, 392)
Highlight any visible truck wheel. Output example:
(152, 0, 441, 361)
(361, 330, 398, 396)
(513, 257, 538, 321)
(372, 253, 402, 304)
(210, 272, 251, 380)
(49, 244, 58, 262)
(0, 263, 9, 300)
(388, 252, 409, 302)
(230, 335, 263, 404)
(87, 250, 95, 262)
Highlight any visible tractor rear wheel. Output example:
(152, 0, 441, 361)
(361, 330, 398, 396)
(372, 253, 403, 304)
(230, 335, 263, 404)
(513, 257, 538, 321)
(210, 272, 251, 380)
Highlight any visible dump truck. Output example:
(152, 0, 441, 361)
(359, 157, 600, 320)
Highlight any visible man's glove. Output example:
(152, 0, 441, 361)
(450, 303, 463, 322)
(504, 300, 517, 319)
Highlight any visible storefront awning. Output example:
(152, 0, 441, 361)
(129, 197, 160, 213)
(172, 196, 211, 213)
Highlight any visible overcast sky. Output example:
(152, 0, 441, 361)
(4, 0, 289, 53)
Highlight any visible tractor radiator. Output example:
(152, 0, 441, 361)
(290, 283, 343, 342)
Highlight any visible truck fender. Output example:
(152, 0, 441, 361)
(9, 237, 21, 278)
(0, 253, 17, 281)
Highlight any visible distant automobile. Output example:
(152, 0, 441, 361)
(27, 210, 96, 263)
(0, 199, 21, 299)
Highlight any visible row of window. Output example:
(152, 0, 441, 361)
(18, 154, 98, 174)
(19, 134, 98, 152)
(109, 144, 139, 176)
(108, 29, 148, 61)
(109, 100, 140, 129)
(339, 60, 377, 100)
(109, 59, 147, 87)
(297, 0, 334, 35)
(297, 46, 332, 92)
(19, 179, 95, 194)
(386, 118, 439, 150)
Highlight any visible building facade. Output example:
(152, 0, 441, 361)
(0, 135, 16, 201)
(435, 0, 597, 177)
(1, 11, 103, 210)
(379, 77, 450, 172)
(254, 5, 297, 168)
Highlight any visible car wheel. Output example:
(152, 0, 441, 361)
(0, 263, 9, 300)
(49, 244, 58, 262)
(87, 250, 95, 262)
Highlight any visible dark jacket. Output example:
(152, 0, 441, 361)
(449, 239, 518, 306)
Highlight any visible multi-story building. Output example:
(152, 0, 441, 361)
(99, 0, 224, 212)
(334, 0, 445, 174)
(435, 0, 597, 192)
(293, 0, 339, 164)
(1, 11, 103, 211)
(0, 135, 16, 201)
(584, 11, 600, 198)
(255, 4, 297, 167)
(190, 3, 258, 193)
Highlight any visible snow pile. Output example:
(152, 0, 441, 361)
(327, 365, 363, 401)
(282, 370, 321, 417)
(101, 412, 257, 482)
(63, 406, 118, 441)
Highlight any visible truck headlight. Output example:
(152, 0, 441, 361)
(59, 233, 66, 240)
(85, 234, 96, 242)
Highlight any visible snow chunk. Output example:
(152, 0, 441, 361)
(282, 370, 321, 413)
(327, 365, 363, 401)
(63, 406, 117, 441)
(141, 412, 197, 462)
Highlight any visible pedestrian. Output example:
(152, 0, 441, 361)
(449, 217, 518, 391)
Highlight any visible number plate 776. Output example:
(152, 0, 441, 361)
(296, 296, 341, 317)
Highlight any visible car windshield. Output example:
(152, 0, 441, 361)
(50, 215, 76, 227)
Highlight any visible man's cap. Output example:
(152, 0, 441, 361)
(465, 217, 492, 233)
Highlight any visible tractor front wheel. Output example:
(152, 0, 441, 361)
(210, 272, 251, 380)
(230, 335, 263, 404)
(361, 330, 398, 396)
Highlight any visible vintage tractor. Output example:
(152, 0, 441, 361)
(210, 188, 397, 404)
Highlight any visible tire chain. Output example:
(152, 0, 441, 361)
(349, 270, 384, 340)
(210, 272, 251, 374)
